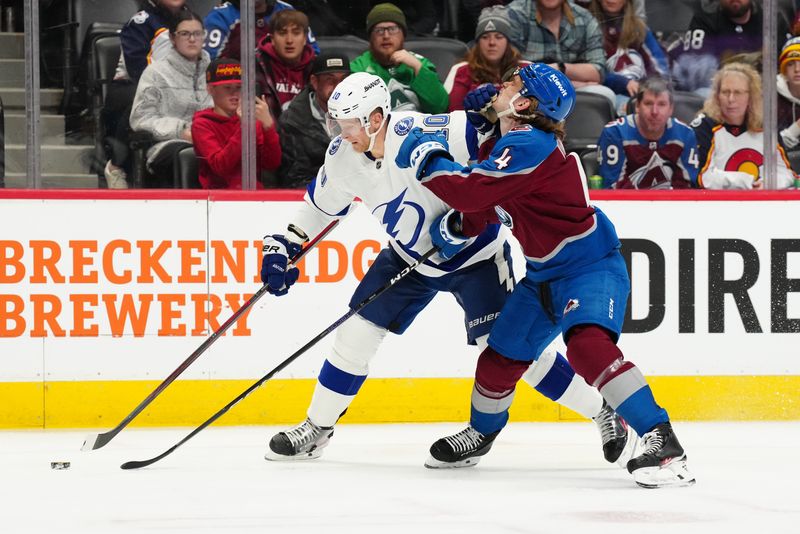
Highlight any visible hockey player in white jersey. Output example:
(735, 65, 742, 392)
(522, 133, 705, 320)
(260, 72, 635, 466)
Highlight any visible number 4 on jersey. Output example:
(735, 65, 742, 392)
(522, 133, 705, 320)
(494, 147, 512, 169)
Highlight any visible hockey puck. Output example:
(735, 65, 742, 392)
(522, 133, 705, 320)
(50, 461, 71, 470)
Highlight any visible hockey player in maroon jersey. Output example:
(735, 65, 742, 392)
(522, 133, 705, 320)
(396, 63, 695, 488)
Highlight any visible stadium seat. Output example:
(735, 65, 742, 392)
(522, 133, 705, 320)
(645, 0, 698, 44)
(0, 95, 5, 188)
(174, 146, 201, 189)
(90, 34, 122, 185)
(564, 92, 617, 153)
(405, 37, 469, 83)
(188, 0, 222, 18)
(580, 148, 599, 178)
(71, 0, 140, 49)
(315, 35, 369, 64)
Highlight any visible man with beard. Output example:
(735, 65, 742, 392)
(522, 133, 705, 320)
(597, 77, 699, 189)
(350, 3, 448, 113)
(777, 35, 800, 173)
(204, 0, 318, 60)
(670, 0, 790, 95)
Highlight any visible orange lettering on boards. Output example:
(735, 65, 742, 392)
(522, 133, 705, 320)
(70, 294, 99, 336)
(69, 241, 99, 283)
(211, 240, 248, 284)
(158, 294, 187, 336)
(191, 293, 223, 335)
(137, 241, 172, 283)
(353, 240, 380, 281)
(0, 294, 25, 336)
(30, 240, 65, 283)
(177, 241, 206, 284)
(103, 294, 153, 337)
(103, 240, 133, 284)
(30, 294, 65, 337)
(225, 293, 253, 336)
(0, 241, 25, 284)
(317, 241, 347, 283)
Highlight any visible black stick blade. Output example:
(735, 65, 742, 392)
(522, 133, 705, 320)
(120, 456, 162, 470)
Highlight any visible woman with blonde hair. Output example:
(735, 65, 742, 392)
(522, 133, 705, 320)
(589, 0, 668, 109)
(444, 6, 529, 112)
(690, 62, 795, 189)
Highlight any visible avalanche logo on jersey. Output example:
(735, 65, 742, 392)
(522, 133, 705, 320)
(394, 116, 414, 136)
(494, 205, 514, 229)
(329, 136, 342, 156)
(563, 298, 580, 315)
(372, 189, 425, 248)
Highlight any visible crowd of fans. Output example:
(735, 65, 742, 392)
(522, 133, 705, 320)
(97, 0, 800, 190)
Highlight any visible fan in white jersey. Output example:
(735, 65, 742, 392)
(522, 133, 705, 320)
(259, 72, 635, 466)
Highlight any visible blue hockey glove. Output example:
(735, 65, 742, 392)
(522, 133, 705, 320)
(395, 127, 453, 179)
(463, 84, 498, 134)
(430, 209, 468, 260)
(261, 235, 302, 296)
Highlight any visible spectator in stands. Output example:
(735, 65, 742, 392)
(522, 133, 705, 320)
(341, 0, 440, 38)
(204, 0, 319, 60)
(691, 62, 796, 189)
(777, 36, 800, 171)
(351, 3, 449, 113)
(277, 52, 351, 188)
(588, 0, 669, 112)
(505, 0, 617, 105)
(256, 9, 316, 121)
(597, 77, 699, 189)
(192, 58, 281, 189)
(670, 0, 790, 96)
(130, 10, 212, 187)
(444, 6, 530, 111)
(104, 0, 188, 188)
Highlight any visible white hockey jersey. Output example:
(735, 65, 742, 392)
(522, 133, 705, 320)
(289, 111, 505, 278)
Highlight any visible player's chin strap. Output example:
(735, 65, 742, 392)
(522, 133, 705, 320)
(366, 113, 390, 152)
(496, 91, 523, 120)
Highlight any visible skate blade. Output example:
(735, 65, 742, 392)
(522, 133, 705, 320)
(424, 455, 482, 469)
(264, 448, 323, 462)
(614, 424, 640, 469)
(633, 456, 696, 489)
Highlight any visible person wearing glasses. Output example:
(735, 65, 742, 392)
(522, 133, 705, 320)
(129, 10, 212, 187)
(690, 62, 796, 189)
(350, 3, 448, 114)
(104, 0, 188, 189)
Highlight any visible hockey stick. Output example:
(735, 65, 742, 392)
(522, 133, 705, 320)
(120, 245, 440, 469)
(81, 220, 339, 452)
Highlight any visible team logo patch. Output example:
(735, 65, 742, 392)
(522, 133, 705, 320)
(494, 205, 513, 229)
(394, 116, 414, 136)
(132, 10, 149, 24)
(563, 299, 580, 315)
(509, 125, 532, 132)
(328, 136, 342, 155)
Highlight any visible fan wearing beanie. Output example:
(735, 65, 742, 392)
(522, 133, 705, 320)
(443, 6, 529, 112)
(350, 2, 448, 113)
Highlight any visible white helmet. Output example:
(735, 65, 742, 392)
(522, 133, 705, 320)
(328, 72, 391, 125)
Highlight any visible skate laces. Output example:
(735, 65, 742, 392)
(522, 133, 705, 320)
(594, 404, 624, 445)
(444, 426, 485, 453)
(283, 419, 323, 448)
(640, 427, 665, 456)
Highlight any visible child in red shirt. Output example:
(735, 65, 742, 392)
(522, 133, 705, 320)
(192, 58, 281, 189)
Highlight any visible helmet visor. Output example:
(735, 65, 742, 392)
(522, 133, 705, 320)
(326, 114, 362, 138)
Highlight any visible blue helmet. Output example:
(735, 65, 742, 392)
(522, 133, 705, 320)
(517, 63, 576, 122)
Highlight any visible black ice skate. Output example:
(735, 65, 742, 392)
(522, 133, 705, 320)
(265, 418, 334, 461)
(593, 400, 638, 467)
(626, 422, 695, 488)
(424, 425, 499, 469)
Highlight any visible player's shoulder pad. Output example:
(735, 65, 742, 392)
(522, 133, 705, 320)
(495, 125, 556, 159)
(131, 10, 150, 25)
(389, 111, 423, 138)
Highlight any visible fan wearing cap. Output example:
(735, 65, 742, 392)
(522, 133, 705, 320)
(778, 36, 800, 163)
(191, 58, 281, 189)
(277, 53, 352, 188)
(350, 2, 448, 114)
(444, 6, 530, 112)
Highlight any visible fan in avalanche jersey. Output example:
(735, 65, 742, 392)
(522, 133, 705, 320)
(258, 72, 632, 465)
(397, 63, 695, 488)
(691, 62, 796, 189)
(598, 77, 699, 189)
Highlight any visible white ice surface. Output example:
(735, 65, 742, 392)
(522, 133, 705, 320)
(1, 422, 798, 534)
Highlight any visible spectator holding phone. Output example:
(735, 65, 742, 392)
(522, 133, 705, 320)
(192, 58, 282, 189)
